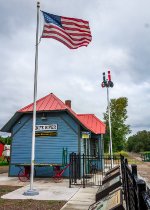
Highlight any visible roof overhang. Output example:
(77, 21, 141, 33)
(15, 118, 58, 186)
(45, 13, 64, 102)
(1, 112, 23, 133)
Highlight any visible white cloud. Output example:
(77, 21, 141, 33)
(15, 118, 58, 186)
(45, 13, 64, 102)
(1, 0, 150, 137)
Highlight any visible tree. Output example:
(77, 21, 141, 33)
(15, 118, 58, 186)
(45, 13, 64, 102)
(126, 130, 150, 152)
(0, 136, 11, 145)
(103, 97, 131, 152)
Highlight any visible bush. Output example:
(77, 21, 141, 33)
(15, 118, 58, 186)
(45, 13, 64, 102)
(104, 150, 128, 157)
(0, 157, 9, 165)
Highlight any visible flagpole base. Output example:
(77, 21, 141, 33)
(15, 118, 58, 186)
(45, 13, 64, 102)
(23, 189, 39, 196)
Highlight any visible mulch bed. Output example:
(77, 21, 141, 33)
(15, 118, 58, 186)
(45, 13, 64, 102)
(0, 186, 66, 210)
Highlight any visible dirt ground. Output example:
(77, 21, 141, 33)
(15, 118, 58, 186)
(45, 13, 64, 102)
(128, 153, 150, 186)
(0, 165, 9, 174)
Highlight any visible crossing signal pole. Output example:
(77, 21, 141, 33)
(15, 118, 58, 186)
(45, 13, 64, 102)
(101, 70, 114, 168)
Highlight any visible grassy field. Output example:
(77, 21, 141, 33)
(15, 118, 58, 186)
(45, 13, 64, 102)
(0, 186, 66, 210)
(127, 158, 142, 165)
(104, 151, 143, 165)
(0, 161, 9, 166)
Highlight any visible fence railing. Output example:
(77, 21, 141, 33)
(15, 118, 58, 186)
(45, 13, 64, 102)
(121, 155, 150, 210)
(69, 153, 120, 188)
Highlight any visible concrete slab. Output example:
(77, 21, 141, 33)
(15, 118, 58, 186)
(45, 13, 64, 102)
(1, 180, 80, 201)
(60, 202, 92, 210)
(60, 187, 98, 210)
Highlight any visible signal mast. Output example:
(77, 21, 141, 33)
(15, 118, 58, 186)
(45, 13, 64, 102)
(101, 70, 114, 168)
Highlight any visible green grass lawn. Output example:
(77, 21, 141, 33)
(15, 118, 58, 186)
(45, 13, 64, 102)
(0, 161, 9, 166)
(0, 157, 9, 166)
(127, 158, 142, 165)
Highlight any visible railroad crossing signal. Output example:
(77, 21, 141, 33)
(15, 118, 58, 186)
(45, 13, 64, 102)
(101, 71, 114, 88)
(101, 70, 114, 168)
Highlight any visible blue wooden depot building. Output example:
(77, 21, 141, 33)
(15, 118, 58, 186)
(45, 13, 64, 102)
(1, 93, 105, 177)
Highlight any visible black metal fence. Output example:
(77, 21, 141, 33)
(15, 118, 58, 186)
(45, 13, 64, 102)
(121, 155, 150, 210)
(69, 153, 150, 209)
(69, 153, 120, 188)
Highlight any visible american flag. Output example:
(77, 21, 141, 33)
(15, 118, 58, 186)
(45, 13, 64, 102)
(41, 11, 92, 49)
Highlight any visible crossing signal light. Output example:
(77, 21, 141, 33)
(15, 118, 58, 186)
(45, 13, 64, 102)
(101, 70, 114, 88)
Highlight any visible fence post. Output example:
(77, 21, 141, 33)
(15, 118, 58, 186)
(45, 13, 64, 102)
(137, 179, 146, 210)
(131, 164, 137, 177)
(74, 153, 77, 184)
(124, 158, 130, 210)
(69, 153, 73, 188)
(69, 153, 72, 188)
(83, 154, 85, 188)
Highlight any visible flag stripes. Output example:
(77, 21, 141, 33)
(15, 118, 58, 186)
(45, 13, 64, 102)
(42, 12, 92, 49)
(43, 24, 91, 40)
(42, 29, 89, 47)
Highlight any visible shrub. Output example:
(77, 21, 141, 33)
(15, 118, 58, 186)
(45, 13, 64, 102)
(104, 150, 128, 157)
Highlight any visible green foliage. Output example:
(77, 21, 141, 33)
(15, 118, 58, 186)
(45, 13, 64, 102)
(113, 150, 129, 157)
(0, 136, 11, 145)
(126, 130, 150, 152)
(0, 161, 9, 166)
(104, 150, 129, 157)
(0, 157, 9, 165)
(103, 97, 131, 152)
(140, 151, 150, 155)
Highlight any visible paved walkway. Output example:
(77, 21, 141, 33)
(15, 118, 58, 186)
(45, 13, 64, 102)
(60, 187, 98, 210)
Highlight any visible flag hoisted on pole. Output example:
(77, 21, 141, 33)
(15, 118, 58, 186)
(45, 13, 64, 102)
(41, 11, 92, 49)
(23, 2, 92, 196)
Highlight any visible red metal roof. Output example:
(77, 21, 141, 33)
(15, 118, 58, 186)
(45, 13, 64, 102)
(18, 93, 68, 112)
(77, 114, 105, 134)
(18, 93, 105, 134)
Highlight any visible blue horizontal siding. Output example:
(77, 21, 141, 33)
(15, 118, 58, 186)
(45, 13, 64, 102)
(10, 112, 78, 177)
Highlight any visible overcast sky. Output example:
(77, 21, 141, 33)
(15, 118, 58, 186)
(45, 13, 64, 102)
(0, 0, 150, 137)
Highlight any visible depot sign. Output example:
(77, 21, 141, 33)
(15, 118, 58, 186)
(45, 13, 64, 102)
(35, 124, 58, 131)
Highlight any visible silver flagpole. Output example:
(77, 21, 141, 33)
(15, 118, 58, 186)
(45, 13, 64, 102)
(24, 1, 40, 196)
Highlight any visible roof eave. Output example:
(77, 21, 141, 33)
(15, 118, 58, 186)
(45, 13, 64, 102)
(1, 112, 23, 133)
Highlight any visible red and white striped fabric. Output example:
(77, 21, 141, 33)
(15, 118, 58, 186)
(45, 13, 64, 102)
(41, 11, 92, 49)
